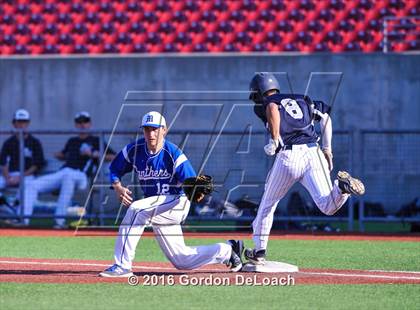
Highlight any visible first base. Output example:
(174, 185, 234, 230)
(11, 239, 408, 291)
(242, 261, 299, 273)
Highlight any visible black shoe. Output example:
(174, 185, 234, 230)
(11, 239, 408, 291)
(244, 248, 266, 265)
(337, 171, 365, 195)
(227, 240, 244, 272)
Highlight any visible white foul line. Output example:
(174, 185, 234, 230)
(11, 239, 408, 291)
(0, 260, 419, 280)
(300, 271, 420, 281)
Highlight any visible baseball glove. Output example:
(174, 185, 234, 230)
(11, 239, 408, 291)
(182, 175, 214, 203)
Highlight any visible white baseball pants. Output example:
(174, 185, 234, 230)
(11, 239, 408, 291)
(253, 144, 349, 250)
(24, 167, 87, 225)
(114, 195, 232, 270)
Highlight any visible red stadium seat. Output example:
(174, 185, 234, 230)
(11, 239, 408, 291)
(114, 22, 131, 34)
(113, 0, 128, 12)
(221, 32, 235, 45)
(226, 1, 242, 12)
(157, 11, 172, 23)
(186, 11, 201, 22)
(266, 41, 282, 52)
(86, 23, 101, 34)
(15, 14, 29, 24)
(2, 3, 15, 15)
(253, 32, 267, 44)
(127, 11, 142, 23)
(43, 13, 57, 24)
(73, 33, 87, 45)
(2, 24, 16, 36)
(1, 45, 16, 55)
(393, 42, 408, 52)
(56, 3, 71, 14)
(159, 32, 174, 44)
(148, 44, 164, 53)
(0, 0, 418, 55)
(173, 21, 189, 33)
(132, 33, 147, 44)
(360, 41, 380, 52)
(15, 34, 30, 45)
(29, 45, 44, 55)
(99, 12, 114, 24)
(172, 1, 184, 12)
(58, 44, 74, 54)
(118, 43, 134, 54)
(103, 33, 117, 45)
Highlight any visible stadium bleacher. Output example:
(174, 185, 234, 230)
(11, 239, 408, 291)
(0, 0, 419, 55)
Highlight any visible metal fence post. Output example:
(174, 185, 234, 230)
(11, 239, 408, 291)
(98, 132, 105, 226)
(358, 130, 365, 232)
(383, 18, 388, 53)
(348, 130, 354, 231)
(18, 129, 25, 224)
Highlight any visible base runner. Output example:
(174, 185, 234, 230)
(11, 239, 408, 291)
(246, 73, 365, 264)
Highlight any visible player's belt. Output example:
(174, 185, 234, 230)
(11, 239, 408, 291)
(281, 142, 318, 150)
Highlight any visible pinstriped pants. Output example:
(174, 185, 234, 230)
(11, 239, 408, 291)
(253, 145, 350, 251)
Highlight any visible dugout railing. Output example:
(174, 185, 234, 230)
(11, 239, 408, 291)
(1, 129, 419, 232)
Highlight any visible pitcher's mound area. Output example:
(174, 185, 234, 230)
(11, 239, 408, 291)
(1, 257, 419, 285)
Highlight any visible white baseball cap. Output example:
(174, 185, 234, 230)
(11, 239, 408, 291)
(13, 109, 30, 121)
(141, 111, 166, 128)
(74, 111, 91, 123)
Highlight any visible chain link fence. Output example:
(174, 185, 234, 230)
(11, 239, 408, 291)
(1, 129, 419, 231)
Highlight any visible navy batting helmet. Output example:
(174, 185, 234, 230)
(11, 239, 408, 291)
(249, 72, 280, 102)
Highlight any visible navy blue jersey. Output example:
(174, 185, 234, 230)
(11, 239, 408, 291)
(110, 138, 196, 197)
(262, 93, 331, 145)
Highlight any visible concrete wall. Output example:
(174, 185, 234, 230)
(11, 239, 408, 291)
(0, 53, 419, 212)
(1, 53, 419, 130)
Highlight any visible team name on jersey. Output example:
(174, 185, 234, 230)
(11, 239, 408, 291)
(137, 166, 171, 180)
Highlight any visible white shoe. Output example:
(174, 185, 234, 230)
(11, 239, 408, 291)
(99, 264, 134, 278)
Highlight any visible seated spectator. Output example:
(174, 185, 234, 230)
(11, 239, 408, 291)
(24, 112, 115, 228)
(0, 109, 45, 191)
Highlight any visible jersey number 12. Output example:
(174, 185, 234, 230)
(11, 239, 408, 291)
(156, 183, 170, 194)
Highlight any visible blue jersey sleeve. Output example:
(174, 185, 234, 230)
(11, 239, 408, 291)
(313, 100, 331, 114)
(109, 144, 133, 184)
(313, 100, 331, 121)
(173, 153, 196, 182)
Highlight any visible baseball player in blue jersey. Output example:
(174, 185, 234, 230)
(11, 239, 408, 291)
(100, 111, 243, 277)
(245, 73, 365, 264)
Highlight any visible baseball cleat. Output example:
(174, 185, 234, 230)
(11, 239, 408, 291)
(244, 248, 266, 265)
(99, 264, 134, 278)
(227, 240, 244, 272)
(337, 171, 365, 195)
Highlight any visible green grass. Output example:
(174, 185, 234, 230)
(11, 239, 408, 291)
(1, 235, 419, 309)
(0, 236, 419, 271)
(1, 283, 419, 310)
(332, 221, 413, 233)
